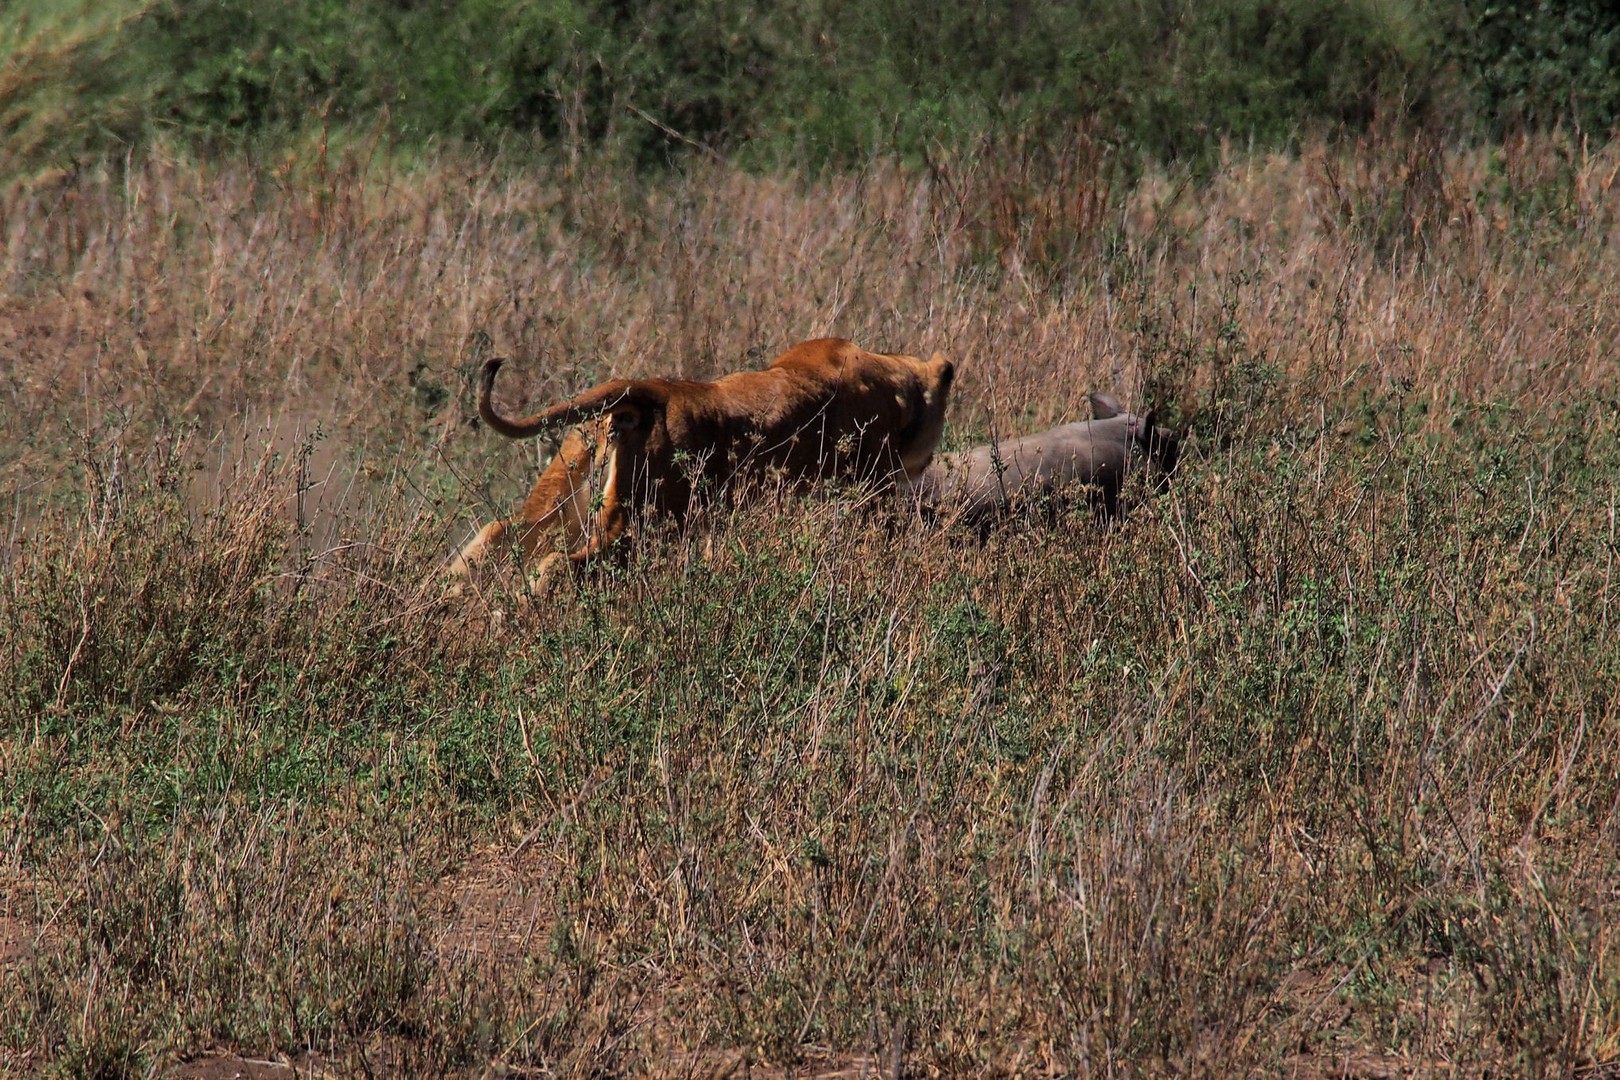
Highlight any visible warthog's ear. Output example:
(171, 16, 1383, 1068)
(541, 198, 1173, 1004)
(1090, 392, 1124, 420)
(1139, 409, 1181, 479)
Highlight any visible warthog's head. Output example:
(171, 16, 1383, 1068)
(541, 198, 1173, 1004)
(1090, 392, 1181, 490)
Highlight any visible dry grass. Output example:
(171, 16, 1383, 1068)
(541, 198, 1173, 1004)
(1, 129, 1618, 1077)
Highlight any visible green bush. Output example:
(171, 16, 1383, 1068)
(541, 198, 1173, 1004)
(5, 0, 1620, 172)
(1460, 0, 1620, 134)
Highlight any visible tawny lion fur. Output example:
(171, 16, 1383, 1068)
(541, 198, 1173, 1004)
(450, 337, 956, 578)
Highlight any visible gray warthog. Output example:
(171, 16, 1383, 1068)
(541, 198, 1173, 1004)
(915, 393, 1180, 523)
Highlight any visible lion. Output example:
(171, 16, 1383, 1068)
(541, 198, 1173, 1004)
(449, 337, 956, 580)
(915, 392, 1181, 524)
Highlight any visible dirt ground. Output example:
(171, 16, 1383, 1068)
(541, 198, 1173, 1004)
(4, 853, 1615, 1078)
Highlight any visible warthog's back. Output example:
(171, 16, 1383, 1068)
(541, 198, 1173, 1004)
(915, 415, 1140, 520)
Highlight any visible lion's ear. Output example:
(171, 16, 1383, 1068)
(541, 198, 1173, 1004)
(541, 380, 668, 429)
(1090, 392, 1124, 419)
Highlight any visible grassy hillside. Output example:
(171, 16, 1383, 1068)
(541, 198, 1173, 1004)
(4, 0, 1620, 174)
(0, 127, 1617, 1075)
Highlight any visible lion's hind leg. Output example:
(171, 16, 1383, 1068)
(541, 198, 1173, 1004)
(445, 424, 606, 588)
(511, 425, 601, 563)
(447, 519, 511, 580)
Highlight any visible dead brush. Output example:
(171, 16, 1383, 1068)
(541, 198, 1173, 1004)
(1, 423, 287, 718)
(1315, 115, 1472, 256)
(1, 134, 1619, 1077)
(925, 123, 1117, 278)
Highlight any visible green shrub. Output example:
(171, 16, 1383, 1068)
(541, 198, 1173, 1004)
(15, 0, 1620, 172)
(1460, 0, 1620, 135)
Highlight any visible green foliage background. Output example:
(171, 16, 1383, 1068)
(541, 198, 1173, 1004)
(5, 0, 1620, 171)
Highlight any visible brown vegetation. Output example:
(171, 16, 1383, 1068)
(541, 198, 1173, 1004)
(1, 129, 1618, 1077)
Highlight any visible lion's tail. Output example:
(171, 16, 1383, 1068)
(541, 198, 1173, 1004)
(478, 359, 668, 439)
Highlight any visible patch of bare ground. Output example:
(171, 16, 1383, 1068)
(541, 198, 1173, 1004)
(428, 843, 557, 973)
(170, 1053, 332, 1080)
(0, 878, 50, 968)
(0, 916, 34, 967)
(418, 843, 900, 1079)
(1281, 1057, 1620, 1080)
